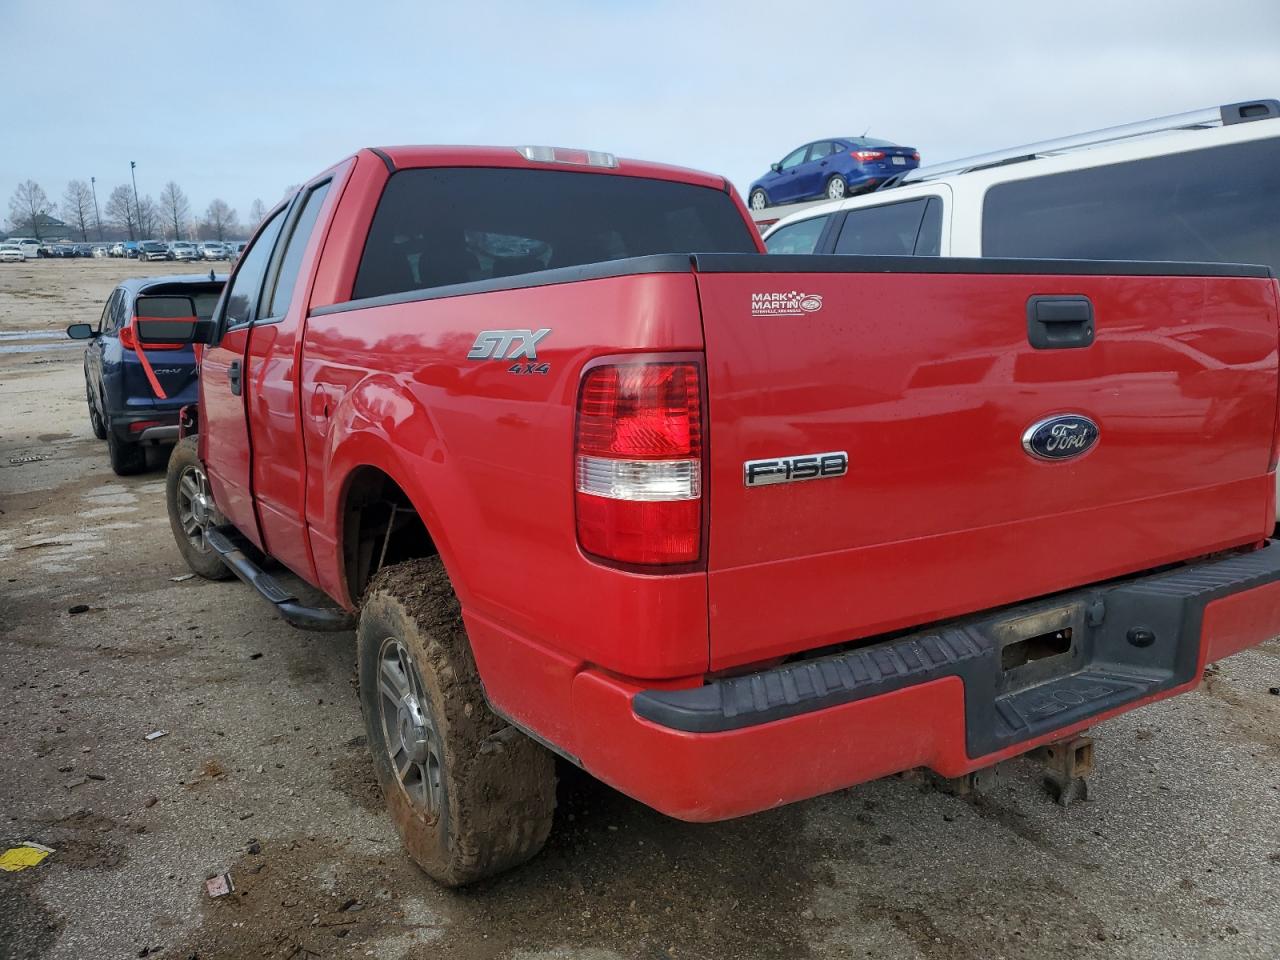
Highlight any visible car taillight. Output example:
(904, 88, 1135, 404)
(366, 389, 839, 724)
(575, 362, 703, 566)
(912, 151, 921, 162)
(852, 150, 885, 162)
(119, 324, 137, 350)
(128, 420, 161, 434)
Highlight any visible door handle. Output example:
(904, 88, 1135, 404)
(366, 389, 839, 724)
(1027, 296, 1095, 350)
(229, 359, 242, 395)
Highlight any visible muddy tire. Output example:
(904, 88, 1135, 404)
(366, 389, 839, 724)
(106, 423, 146, 475)
(165, 436, 233, 580)
(358, 557, 556, 886)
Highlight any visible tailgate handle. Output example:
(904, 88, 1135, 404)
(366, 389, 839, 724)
(1027, 296, 1094, 350)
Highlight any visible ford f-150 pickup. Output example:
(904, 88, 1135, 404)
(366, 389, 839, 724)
(137, 144, 1280, 886)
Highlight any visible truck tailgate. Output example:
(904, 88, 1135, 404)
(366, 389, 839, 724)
(696, 255, 1279, 671)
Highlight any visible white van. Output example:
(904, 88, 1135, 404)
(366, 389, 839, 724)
(762, 98, 1280, 273)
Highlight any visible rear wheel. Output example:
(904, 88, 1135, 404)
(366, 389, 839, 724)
(749, 188, 768, 211)
(86, 379, 106, 440)
(358, 557, 556, 886)
(106, 423, 147, 476)
(825, 175, 848, 200)
(165, 435, 233, 580)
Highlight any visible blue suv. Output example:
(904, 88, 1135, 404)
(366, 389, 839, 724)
(748, 138, 920, 210)
(67, 275, 225, 474)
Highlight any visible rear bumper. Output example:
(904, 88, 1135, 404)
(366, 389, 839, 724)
(570, 544, 1280, 821)
(109, 409, 181, 442)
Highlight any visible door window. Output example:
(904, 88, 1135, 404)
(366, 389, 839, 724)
(779, 147, 807, 171)
(806, 142, 833, 162)
(764, 216, 830, 255)
(915, 197, 944, 257)
(221, 209, 287, 328)
(97, 290, 119, 333)
(833, 199, 929, 256)
(261, 182, 331, 320)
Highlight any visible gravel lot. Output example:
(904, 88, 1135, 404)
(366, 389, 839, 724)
(1, 258, 1278, 960)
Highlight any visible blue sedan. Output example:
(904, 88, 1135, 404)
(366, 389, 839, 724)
(748, 138, 920, 209)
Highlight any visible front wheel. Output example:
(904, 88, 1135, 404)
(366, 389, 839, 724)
(749, 188, 768, 211)
(358, 557, 556, 886)
(86, 379, 107, 440)
(825, 175, 848, 200)
(165, 436, 233, 579)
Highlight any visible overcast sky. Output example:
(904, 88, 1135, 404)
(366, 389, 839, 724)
(4, 0, 1279, 232)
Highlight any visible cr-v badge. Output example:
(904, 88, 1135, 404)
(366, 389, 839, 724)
(1022, 415, 1099, 461)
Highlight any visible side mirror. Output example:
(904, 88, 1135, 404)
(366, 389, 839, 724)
(134, 295, 216, 345)
(66, 323, 97, 340)
(770, 162, 782, 173)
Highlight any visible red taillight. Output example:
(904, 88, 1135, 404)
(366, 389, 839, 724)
(912, 151, 921, 162)
(119, 324, 137, 350)
(852, 150, 885, 162)
(128, 420, 161, 434)
(575, 362, 703, 566)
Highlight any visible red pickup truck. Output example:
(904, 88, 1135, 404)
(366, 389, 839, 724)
(138, 144, 1280, 886)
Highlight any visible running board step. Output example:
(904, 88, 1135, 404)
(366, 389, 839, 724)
(205, 526, 354, 632)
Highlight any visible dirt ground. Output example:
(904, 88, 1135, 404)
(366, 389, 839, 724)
(1, 258, 1278, 960)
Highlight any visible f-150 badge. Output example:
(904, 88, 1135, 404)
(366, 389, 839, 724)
(468, 328, 551, 375)
(744, 451, 848, 487)
(1022, 415, 1099, 461)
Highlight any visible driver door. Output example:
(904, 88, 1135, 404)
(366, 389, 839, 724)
(198, 207, 287, 548)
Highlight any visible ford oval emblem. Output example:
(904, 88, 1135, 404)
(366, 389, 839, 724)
(1022, 414, 1099, 461)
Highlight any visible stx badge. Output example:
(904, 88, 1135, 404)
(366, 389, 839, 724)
(467, 328, 551, 375)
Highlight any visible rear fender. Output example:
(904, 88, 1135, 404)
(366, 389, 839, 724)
(322, 374, 460, 608)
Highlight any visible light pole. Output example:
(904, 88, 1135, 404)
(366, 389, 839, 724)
(90, 177, 103, 241)
(130, 161, 142, 240)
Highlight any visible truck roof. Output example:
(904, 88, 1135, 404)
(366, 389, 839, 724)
(367, 145, 730, 192)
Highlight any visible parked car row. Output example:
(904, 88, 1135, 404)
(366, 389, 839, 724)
(0, 238, 245, 260)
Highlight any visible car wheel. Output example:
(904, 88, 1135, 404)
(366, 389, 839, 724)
(86, 379, 107, 440)
(749, 189, 768, 211)
(825, 175, 848, 200)
(106, 422, 147, 476)
(358, 557, 556, 886)
(165, 436, 233, 579)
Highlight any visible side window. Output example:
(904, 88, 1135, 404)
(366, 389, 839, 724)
(833, 199, 928, 256)
(222, 209, 286, 327)
(764, 216, 829, 255)
(981, 137, 1280, 277)
(97, 290, 119, 333)
(261, 182, 331, 320)
(779, 147, 807, 171)
(806, 142, 833, 162)
(111, 290, 129, 332)
(914, 197, 944, 256)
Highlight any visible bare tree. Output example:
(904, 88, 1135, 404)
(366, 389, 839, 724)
(202, 198, 238, 241)
(61, 180, 96, 241)
(248, 198, 267, 227)
(137, 195, 159, 239)
(104, 184, 137, 240)
(159, 181, 191, 241)
(7, 180, 53, 240)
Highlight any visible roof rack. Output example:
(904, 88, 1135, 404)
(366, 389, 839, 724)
(888, 98, 1280, 189)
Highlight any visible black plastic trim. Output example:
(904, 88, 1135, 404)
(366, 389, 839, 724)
(369, 147, 395, 172)
(692, 252, 1274, 279)
(1220, 99, 1280, 125)
(634, 543, 1280, 757)
(310, 253, 695, 317)
(206, 526, 354, 632)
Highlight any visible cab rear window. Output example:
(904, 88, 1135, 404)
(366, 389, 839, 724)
(352, 167, 758, 301)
